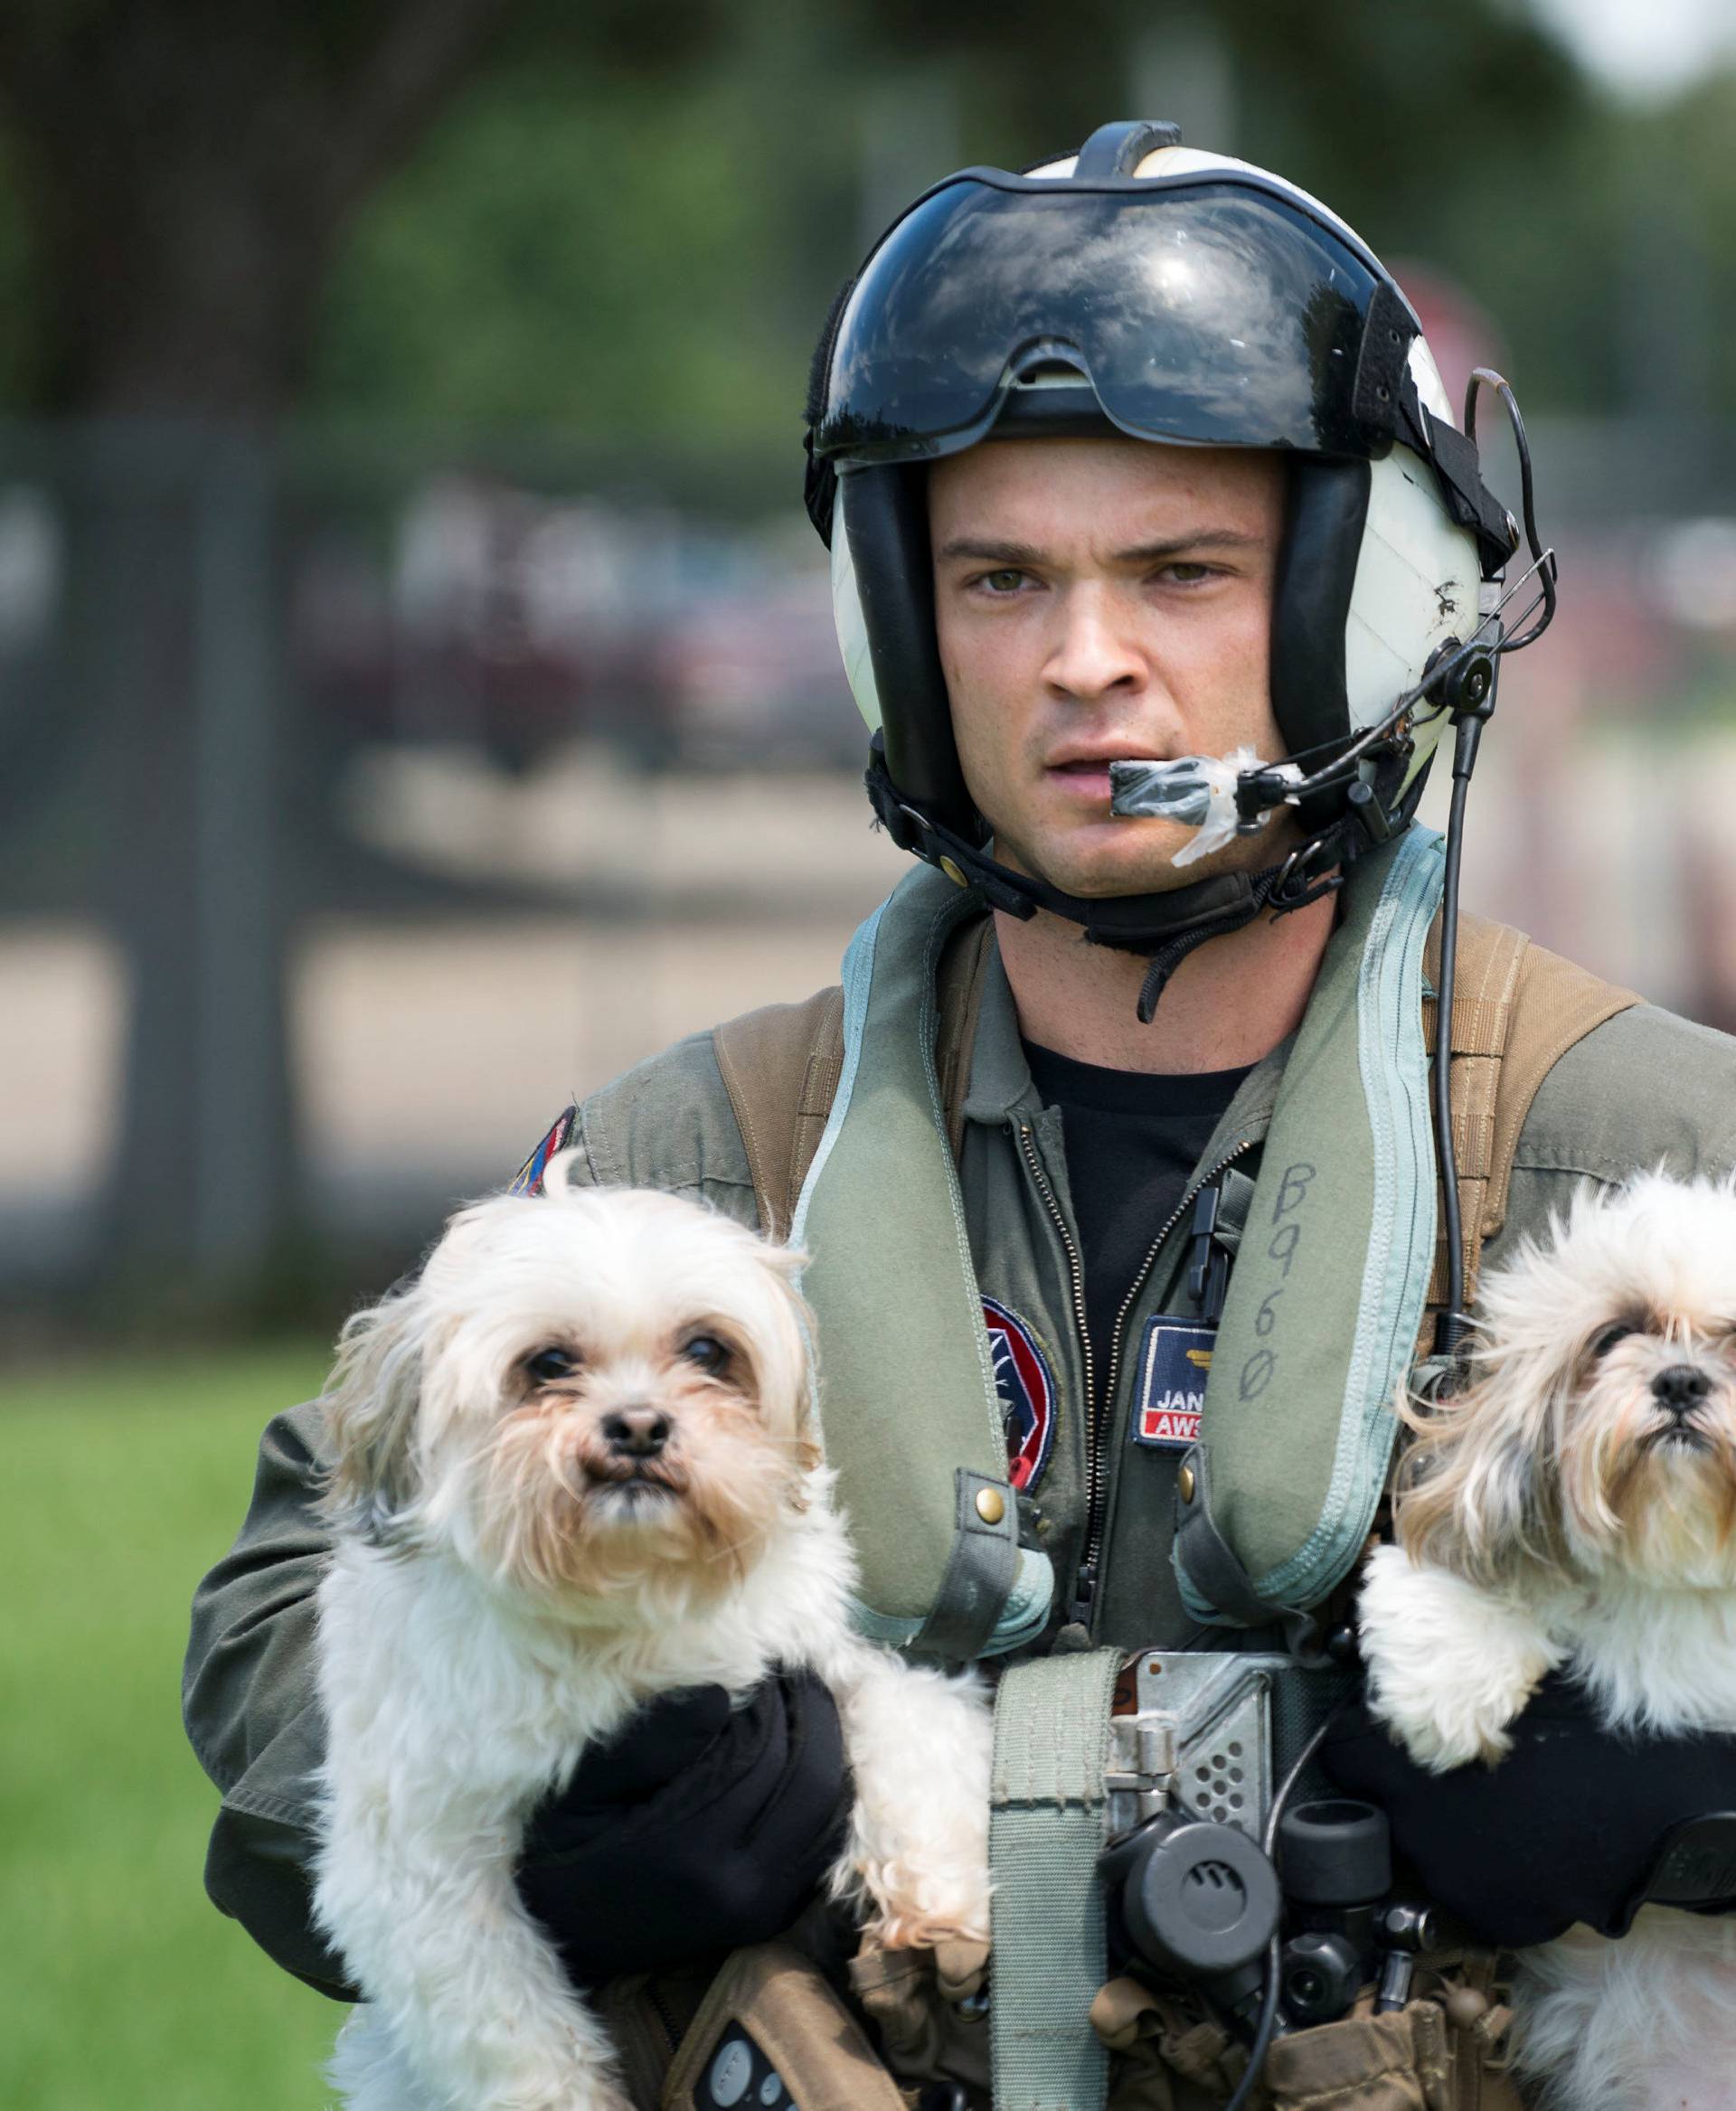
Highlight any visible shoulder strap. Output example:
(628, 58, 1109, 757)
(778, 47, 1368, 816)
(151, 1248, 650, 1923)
(712, 909, 994, 1241)
(1423, 914, 1638, 1315)
(712, 985, 845, 1243)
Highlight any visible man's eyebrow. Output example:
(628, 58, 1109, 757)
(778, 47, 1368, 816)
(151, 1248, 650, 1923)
(933, 530, 1266, 566)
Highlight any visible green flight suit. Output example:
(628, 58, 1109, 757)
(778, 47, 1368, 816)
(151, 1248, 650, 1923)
(182, 895, 1736, 1997)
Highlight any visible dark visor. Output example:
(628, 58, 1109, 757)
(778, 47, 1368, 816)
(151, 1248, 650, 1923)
(814, 173, 1413, 466)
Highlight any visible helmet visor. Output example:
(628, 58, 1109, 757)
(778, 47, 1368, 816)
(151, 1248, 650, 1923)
(814, 173, 1405, 466)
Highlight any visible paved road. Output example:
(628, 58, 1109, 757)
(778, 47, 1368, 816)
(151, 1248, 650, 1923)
(1, 759, 907, 1229)
(6, 735, 1734, 1252)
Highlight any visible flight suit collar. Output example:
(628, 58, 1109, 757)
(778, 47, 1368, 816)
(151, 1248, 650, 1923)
(960, 921, 1295, 1151)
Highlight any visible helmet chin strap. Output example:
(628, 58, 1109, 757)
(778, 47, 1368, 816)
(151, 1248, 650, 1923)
(865, 746, 1361, 1023)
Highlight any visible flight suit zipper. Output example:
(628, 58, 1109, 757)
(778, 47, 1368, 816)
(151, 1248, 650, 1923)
(1016, 1115, 1094, 1467)
(1019, 1118, 1253, 1629)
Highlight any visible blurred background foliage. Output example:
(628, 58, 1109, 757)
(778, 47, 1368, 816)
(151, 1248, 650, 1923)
(5, 0, 1736, 1335)
(0, 0, 1724, 445)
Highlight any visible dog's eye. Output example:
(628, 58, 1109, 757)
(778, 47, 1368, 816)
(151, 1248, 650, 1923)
(1591, 1321, 1638, 1358)
(526, 1347, 580, 1383)
(680, 1334, 730, 1374)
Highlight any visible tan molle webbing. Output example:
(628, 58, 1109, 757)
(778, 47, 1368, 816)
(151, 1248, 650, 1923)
(1422, 913, 1638, 1315)
(712, 984, 845, 1245)
(712, 909, 993, 1240)
(655, 1941, 910, 2111)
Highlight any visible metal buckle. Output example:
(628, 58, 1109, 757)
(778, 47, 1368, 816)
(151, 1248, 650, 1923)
(1269, 834, 1348, 916)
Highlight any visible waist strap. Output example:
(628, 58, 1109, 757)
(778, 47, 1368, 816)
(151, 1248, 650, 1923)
(990, 1647, 1123, 2111)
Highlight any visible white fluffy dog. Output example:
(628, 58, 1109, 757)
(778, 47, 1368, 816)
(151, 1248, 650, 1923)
(1360, 1173, 1736, 2111)
(311, 1168, 992, 2111)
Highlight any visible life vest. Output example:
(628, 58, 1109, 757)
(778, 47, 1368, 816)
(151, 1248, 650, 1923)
(712, 827, 1637, 1659)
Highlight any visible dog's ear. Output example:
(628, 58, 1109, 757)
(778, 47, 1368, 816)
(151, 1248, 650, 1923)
(1392, 1357, 1562, 1589)
(318, 1286, 428, 1535)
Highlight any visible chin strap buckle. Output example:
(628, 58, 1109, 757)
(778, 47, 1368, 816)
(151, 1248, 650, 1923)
(1269, 836, 1348, 917)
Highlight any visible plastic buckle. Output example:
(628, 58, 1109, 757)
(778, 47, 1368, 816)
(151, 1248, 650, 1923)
(1187, 1186, 1231, 1325)
(1628, 1811, 1736, 1923)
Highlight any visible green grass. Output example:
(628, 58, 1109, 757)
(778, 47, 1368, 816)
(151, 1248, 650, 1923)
(0, 1344, 342, 2110)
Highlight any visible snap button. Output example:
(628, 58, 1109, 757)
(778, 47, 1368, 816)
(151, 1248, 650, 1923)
(974, 1486, 1005, 1525)
(1178, 1464, 1196, 1504)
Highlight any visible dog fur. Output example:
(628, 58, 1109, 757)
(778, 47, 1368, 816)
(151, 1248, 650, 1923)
(1361, 1172, 1736, 2111)
(310, 1169, 992, 2111)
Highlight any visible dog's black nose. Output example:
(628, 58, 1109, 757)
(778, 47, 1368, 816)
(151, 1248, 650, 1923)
(1652, 1364, 1711, 1415)
(601, 1406, 672, 1456)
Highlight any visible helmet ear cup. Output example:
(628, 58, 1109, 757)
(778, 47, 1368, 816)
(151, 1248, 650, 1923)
(804, 278, 854, 544)
(1344, 447, 1483, 798)
(841, 465, 980, 838)
(1270, 458, 1371, 830)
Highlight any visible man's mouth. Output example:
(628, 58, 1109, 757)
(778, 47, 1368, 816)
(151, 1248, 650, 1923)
(1046, 750, 1165, 801)
(1050, 761, 1109, 792)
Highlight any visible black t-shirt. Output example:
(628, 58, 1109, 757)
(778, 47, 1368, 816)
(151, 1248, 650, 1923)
(1023, 1041, 1250, 1392)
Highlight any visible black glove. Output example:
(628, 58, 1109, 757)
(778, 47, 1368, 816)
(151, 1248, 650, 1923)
(515, 1666, 852, 1989)
(1321, 1670, 1736, 1947)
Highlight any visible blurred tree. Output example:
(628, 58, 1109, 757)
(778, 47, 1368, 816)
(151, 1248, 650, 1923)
(302, 0, 1606, 467)
(0, 0, 519, 418)
(2, 0, 1723, 1320)
(0, 0, 523, 1305)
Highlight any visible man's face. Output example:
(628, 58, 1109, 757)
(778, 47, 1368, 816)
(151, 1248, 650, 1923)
(929, 436, 1288, 898)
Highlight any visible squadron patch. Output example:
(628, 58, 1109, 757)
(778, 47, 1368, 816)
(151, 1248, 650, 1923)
(509, 1105, 578, 1196)
(1131, 1316, 1215, 1449)
(984, 1296, 1056, 1492)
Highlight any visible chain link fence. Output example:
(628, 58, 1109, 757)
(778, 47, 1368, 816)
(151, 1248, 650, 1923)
(4, 415, 1734, 1321)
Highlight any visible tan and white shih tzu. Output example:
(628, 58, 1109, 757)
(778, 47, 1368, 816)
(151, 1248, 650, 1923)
(310, 1166, 992, 2111)
(1359, 1172, 1736, 2111)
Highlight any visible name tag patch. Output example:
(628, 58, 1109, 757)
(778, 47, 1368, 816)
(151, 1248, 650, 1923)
(1131, 1317, 1215, 1449)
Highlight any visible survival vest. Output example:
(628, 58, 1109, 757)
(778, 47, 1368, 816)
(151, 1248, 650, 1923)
(713, 831, 1637, 1661)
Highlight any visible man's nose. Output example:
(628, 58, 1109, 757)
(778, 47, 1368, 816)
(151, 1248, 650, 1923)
(600, 1405, 672, 1456)
(1043, 587, 1145, 701)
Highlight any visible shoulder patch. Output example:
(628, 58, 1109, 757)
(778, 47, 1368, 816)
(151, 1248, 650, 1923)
(984, 1296, 1057, 1492)
(510, 1105, 578, 1196)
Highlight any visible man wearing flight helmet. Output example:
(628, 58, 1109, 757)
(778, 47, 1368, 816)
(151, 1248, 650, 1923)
(186, 125, 1736, 2109)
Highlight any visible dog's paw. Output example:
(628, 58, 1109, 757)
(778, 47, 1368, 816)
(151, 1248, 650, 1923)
(1377, 1690, 1517, 1773)
(1359, 1545, 1554, 1774)
(863, 1905, 992, 1953)
(854, 1854, 992, 1954)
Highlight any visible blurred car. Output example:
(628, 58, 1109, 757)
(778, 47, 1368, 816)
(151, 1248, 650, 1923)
(294, 476, 679, 774)
(650, 575, 867, 772)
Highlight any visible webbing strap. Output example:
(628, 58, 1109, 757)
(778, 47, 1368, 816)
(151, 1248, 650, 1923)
(990, 1647, 1122, 2111)
(1421, 916, 1637, 1315)
(713, 985, 845, 1243)
(911, 1468, 1021, 1662)
(712, 911, 992, 1243)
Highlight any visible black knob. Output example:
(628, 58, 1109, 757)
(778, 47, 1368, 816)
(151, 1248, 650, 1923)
(1278, 1798, 1392, 1908)
(1280, 1930, 1366, 2027)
